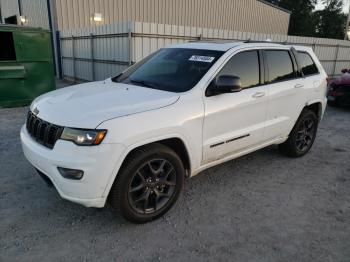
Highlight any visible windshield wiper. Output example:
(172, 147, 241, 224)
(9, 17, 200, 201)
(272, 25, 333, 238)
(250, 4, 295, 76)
(129, 79, 159, 89)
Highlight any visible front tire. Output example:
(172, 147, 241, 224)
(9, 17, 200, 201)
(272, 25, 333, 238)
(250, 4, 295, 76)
(109, 143, 185, 223)
(279, 109, 318, 157)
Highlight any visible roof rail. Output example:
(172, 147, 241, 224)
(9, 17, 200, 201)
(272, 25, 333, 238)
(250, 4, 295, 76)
(244, 39, 289, 45)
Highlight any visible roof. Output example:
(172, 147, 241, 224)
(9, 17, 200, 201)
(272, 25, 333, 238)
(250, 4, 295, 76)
(257, 0, 291, 14)
(167, 41, 286, 51)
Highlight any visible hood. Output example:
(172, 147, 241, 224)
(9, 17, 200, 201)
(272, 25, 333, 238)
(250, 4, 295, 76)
(30, 79, 179, 128)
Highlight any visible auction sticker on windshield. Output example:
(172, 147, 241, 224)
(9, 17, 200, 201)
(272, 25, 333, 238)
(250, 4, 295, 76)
(189, 55, 215, 63)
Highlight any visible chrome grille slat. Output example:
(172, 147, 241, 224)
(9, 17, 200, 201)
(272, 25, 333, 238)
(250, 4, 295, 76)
(26, 111, 63, 149)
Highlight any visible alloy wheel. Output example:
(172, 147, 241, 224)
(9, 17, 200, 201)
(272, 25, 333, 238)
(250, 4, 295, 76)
(128, 159, 177, 214)
(295, 118, 315, 152)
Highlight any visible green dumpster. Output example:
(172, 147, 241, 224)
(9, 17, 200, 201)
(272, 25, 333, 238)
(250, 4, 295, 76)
(0, 25, 55, 108)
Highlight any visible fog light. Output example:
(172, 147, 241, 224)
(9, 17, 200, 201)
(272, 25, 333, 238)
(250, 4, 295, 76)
(57, 167, 84, 180)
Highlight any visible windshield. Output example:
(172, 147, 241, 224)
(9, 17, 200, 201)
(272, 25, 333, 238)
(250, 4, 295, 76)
(112, 48, 224, 93)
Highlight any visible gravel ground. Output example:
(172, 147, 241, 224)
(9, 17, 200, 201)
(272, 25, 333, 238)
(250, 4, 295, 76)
(0, 103, 349, 262)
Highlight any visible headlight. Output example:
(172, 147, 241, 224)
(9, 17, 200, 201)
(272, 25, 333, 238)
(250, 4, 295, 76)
(60, 128, 107, 146)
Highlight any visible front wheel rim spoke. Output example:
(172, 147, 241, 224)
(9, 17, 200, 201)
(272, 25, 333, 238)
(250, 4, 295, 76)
(129, 183, 145, 193)
(134, 190, 149, 203)
(158, 160, 167, 174)
(163, 180, 176, 186)
(136, 171, 146, 183)
(143, 191, 150, 211)
(163, 166, 174, 181)
(154, 189, 172, 210)
(155, 189, 171, 198)
(148, 162, 158, 176)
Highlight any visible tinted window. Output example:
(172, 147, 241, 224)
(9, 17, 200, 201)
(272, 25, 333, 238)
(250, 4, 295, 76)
(298, 52, 319, 76)
(113, 48, 224, 93)
(265, 50, 295, 83)
(0, 32, 16, 61)
(218, 51, 260, 89)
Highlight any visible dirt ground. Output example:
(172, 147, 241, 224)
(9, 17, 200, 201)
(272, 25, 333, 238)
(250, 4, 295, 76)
(0, 104, 349, 262)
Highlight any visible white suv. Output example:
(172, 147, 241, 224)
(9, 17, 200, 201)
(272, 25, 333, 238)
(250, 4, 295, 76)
(21, 41, 327, 223)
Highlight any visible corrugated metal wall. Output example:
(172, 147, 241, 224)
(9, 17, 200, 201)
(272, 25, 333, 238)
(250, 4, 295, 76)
(55, 0, 290, 34)
(60, 21, 350, 82)
(0, 0, 49, 28)
(20, 0, 49, 29)
(60, 22, 132, 81)
(0, 0, 19, 21)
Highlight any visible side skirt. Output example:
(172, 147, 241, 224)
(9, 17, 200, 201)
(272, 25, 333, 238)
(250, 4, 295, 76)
(191, 137, 288, 177)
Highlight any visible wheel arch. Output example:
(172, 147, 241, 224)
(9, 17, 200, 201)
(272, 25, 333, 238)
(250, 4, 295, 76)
(304, 101, 323, 121)
(102, 135, 192, 200)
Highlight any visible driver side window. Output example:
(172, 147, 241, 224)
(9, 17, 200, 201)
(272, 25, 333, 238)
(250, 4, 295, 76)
(218, 51, 260, 89)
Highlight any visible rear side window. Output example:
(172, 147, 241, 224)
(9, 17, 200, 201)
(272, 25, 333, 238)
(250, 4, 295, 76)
(265, 50, 295, 83)
(218, 51, 260, 89)
(0, 32, 16, 61)
(298, 52, 319, 76)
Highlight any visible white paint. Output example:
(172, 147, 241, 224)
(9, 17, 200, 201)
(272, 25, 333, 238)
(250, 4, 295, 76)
(21, 42, 328, 208)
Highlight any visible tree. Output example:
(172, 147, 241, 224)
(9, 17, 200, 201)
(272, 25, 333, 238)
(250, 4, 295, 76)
(313, 0, 347, 39)
(264, 0, 318, 36)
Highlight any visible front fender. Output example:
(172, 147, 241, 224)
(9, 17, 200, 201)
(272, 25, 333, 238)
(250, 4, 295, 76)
(96, 95, 204, 198)
(100, 133, 193, 198)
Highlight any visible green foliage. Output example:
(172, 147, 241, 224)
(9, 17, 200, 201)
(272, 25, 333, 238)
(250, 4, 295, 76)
(313, 0, 347, 39)
(263, 0, 347, 39)
(279, 0, 318, 36)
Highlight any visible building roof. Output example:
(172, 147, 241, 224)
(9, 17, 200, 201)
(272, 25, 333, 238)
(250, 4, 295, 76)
(257, 0, 291, 14)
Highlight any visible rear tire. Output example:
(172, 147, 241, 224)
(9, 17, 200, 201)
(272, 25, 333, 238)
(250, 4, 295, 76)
(109, 143, 185, 223)
(279, 109, 318, 157)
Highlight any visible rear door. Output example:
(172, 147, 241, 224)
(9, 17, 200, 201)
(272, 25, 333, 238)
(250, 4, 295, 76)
(202, 49, 268, 164)
(263, 49, 305, 141)
(296, 51, 323, 103)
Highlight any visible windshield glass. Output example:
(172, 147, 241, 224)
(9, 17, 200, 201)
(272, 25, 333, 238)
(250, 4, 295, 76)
(112, 48, 224, 93)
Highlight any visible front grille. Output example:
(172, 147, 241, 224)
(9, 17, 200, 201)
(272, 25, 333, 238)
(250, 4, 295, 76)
(26, 111, 64, 149)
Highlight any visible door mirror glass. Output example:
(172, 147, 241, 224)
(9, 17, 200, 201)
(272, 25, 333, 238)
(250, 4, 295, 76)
(207, 75, 242, 96)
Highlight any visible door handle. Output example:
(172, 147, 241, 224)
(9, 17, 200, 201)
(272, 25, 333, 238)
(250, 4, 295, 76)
(252, 92, 265, 98)
(295, 83, 304, 88)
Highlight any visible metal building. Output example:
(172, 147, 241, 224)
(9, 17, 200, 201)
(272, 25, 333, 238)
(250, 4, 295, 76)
(0, 0, 50, 29)
(0, 0, 290, 34)
(0, 0, 291, 79)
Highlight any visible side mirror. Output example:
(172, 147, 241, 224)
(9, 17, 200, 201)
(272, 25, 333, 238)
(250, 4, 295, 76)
(206, 75, 242, 96)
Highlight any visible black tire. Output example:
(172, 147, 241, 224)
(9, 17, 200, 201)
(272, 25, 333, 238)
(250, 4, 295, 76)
(109, 143, 185, 223)
(279, 109, 318, 158)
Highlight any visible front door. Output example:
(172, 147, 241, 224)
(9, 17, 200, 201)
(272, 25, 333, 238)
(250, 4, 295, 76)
(202, 50, 268, 164)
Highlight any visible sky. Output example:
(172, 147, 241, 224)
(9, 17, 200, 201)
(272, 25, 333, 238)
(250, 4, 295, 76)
(315, 0, 350, 13)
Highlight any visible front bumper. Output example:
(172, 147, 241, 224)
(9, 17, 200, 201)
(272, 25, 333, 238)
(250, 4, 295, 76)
(20, 125, 125, 207)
